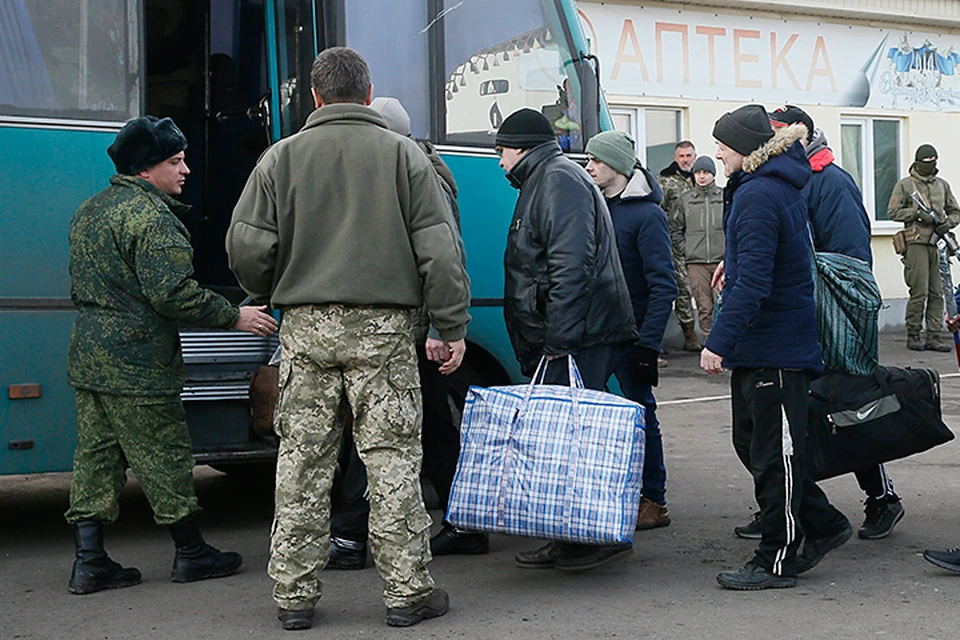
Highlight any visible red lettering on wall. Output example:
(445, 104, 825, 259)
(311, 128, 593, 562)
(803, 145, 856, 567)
(656, 22, 690, 84)
(695, 25, 726, 86)
(733, 29, 762, 89)
(612, 19, 650, 82)
(771, 32, 801, 90)
(806, 35, 837, 92)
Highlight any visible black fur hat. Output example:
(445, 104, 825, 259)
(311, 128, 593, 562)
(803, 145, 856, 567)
(495, 108, 556, 149)
(107, 116, 188, 175)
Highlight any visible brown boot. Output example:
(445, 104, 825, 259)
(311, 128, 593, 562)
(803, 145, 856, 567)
(682, 323, 701, 352)
(926, 334, 953, 352)
(635, 497, 671, 530)
(907, 334, 925, 351)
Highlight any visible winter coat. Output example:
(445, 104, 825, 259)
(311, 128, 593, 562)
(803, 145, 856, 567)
(68, 175, 240, 396)
(887, 165, 960, 245)
(503, 141, 638, 376)
(606, 166, 678, 353)
(705, 124, 822, 372)
(677, 182, 725, 264)
(804, 142, 873, 266)
(227, 102, 471, 341)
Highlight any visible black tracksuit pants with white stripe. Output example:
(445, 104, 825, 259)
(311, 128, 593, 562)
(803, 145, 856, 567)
(731, 368, 848, 577)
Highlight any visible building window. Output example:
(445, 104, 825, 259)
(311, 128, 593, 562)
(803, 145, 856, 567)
(610, 106, 683, 175)
(839, 117, 903, 224)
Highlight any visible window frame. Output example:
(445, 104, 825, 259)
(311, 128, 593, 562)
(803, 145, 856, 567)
(609, 105, 684, 170)
(839, 115, 905, 233)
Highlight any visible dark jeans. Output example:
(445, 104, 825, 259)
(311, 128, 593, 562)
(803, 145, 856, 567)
(613, 345, 664, 505)
(731, 368, 848, 577)
(331, 344, 460, 542)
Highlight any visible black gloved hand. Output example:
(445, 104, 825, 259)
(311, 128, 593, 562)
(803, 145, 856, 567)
(935, 222, 952, 237)
(633, 347, 660, 387)
(916, 210, 935, 225)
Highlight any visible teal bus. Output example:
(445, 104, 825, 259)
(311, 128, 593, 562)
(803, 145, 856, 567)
(0, 0, 608, 475)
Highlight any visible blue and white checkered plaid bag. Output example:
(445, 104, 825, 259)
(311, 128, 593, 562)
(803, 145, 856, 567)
(446, 356, 646, 545)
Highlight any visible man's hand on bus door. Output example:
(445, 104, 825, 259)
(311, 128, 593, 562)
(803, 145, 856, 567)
(234, 305, 278, 337)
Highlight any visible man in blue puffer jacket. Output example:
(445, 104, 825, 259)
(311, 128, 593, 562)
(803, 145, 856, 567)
(585, 130, 678, 531)
(702, 104, 851, 590)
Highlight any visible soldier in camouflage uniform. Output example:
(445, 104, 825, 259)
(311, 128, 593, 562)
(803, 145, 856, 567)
(659, 141, 701, 352)
(888, 144, 960, 351)
(65, 116, 278, 595)
(227, 48, 471, 631)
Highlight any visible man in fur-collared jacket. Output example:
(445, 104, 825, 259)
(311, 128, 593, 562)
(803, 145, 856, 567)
(702, 105, 851, 591)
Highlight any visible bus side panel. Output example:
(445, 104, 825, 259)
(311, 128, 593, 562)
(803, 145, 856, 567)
(0, 126, 116, 298)
(0, 311, 78, 474)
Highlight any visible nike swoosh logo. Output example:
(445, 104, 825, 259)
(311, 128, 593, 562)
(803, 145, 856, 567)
(856, 403, 879, 420)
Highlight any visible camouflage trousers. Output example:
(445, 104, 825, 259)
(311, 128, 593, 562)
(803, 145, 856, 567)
(268, 304, 433, 611)
(65, 390, 201, 526)
(902, 242, 944, 337)
(672, 244, 695, 327)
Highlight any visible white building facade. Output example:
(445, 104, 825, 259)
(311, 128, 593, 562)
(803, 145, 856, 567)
(579, 0, 960, 329)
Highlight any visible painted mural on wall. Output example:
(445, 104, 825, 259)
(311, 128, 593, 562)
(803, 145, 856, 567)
(578, 3, 960, 112)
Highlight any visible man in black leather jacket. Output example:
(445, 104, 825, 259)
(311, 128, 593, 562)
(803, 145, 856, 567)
(495, 108, 638, 572)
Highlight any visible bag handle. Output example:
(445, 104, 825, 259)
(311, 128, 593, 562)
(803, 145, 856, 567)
(517, 355, 584, 422)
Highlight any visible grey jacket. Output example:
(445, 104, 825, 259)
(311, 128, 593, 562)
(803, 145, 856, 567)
(227, 103, 471, 341)
(678, 182, 725, 264)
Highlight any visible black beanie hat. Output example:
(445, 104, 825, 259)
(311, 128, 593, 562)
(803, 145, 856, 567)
(915, 144, 938, 162)
(495, 108, 556, 149)
(769, 104, 814, 142)
(108, 116, 188, 175)
(712, 104, 775, 157)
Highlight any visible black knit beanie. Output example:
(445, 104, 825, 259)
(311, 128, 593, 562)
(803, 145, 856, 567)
(769, 105, 814, 142)
(915, 144, 938, 162)
(712, 104, 775, 157)
(495, 108, 556, 149)
(108, 116, 188, 175)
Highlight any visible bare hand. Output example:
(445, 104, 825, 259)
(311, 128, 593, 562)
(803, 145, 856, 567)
(438, 339, 466, 375)
(700, 347, 723, 375)
(425, 337, 449, 363)
(947, 313, 960, 334)
(234, 305, 278, 337)
(711, 261, 725, 291)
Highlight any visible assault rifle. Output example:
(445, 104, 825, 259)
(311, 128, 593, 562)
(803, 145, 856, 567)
(912, 191, 960, 367)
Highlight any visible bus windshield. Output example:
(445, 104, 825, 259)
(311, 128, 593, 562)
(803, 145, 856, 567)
(439, 0, 595, 152)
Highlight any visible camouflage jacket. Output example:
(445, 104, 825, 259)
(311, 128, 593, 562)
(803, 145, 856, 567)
(67, 175, 239, 395)
(887, 166, 960, 244)
(658, 163, 694, 253)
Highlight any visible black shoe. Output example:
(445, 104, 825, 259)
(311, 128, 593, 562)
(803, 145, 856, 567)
(716, 560, 797, 590)
(68, 521, 142, 595)
(555, 543, 633, 572)
(385, 588, 449, 627)
(922, 547, 960, 573)
(858, 497, 904, 540)
(430, 524, 489, 556)
(797, 521, 853, 574)
(277, 608, 314, 631)
(327, 537, 367, 570)
(514, 542, 564, 569)
(734, 511, 763, 540)
(167, 517, 243, 582)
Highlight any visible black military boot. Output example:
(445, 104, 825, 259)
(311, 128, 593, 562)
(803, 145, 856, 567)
(167, 517, 243, 583)
(68, 521, 141, 595)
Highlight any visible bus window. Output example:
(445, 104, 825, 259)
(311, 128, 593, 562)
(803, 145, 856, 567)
(0, 0, 139, 121)
(438, 0, 592, 151)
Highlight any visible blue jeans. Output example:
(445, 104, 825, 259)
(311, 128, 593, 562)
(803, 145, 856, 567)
(613, 345, 665, 505)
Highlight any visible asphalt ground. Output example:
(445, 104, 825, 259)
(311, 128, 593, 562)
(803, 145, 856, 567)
(2, 333, 960, 639)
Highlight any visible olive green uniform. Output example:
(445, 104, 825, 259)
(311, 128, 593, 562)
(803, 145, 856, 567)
(65, 175, 239, 526)
(887, 167, 960, 339)
(659, 170, 695, 328)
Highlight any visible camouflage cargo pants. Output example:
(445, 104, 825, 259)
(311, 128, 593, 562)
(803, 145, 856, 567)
(672, 242, 695, 327)
(269, 304, 433, 611)
(65, 390, 201, 526)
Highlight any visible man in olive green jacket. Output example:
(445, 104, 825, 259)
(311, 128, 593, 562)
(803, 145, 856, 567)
(676, 156, 725, 340)
(888, 144, 960, 351)
(66, 116, 277, 596)
(227, 47, 469, 631)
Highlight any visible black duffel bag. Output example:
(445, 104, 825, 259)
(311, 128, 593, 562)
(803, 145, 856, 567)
(807, 366, 954, 481)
